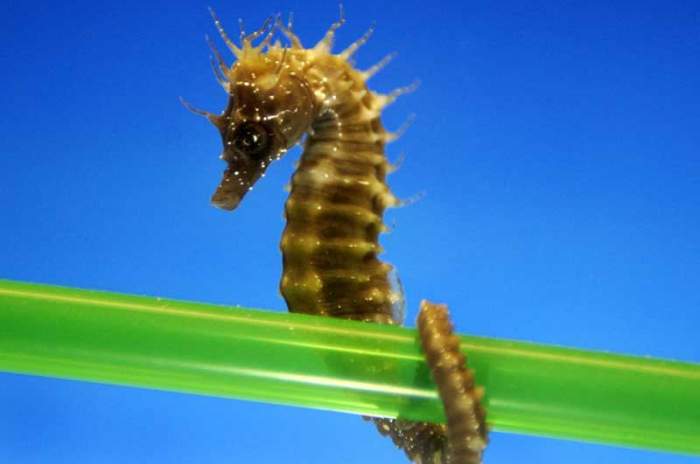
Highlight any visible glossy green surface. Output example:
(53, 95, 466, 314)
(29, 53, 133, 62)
(0, 279, 698, 455)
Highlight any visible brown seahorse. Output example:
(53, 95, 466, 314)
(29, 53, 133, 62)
(186, 9, 488, 463)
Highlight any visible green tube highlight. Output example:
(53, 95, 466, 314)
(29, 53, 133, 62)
(0, 279, 698, 455)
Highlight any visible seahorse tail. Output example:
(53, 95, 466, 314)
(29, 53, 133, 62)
(368, 417, 449, 464)
(416, 301, 488, 463)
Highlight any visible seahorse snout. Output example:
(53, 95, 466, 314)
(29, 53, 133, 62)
(211, 168, 252, 211)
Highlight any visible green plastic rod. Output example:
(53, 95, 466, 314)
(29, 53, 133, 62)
(0, 279, 698, 455)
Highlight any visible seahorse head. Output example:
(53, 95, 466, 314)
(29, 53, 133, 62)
(190, 15, 318, 211)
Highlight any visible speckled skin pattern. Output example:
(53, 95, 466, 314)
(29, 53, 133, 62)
(191, 10, 487, 463)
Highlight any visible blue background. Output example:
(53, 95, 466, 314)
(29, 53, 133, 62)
(1, 0, 698, 462)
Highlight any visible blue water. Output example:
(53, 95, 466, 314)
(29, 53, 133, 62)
(1, 1, 698, 462)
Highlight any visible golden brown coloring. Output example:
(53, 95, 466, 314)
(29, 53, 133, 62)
(188, 8, 488, 463)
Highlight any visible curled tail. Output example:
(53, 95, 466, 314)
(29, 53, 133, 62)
(417, 301, 488, 463)
(366, 301, 487, 464)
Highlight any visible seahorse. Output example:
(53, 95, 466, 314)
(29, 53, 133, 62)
(186, 9, 488, 463)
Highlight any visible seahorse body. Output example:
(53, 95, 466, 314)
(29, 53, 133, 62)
(193, 10, 487, 463)
(278, 41, 402, 324)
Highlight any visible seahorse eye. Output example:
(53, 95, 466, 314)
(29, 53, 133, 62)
(232, 122, 270, 157)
